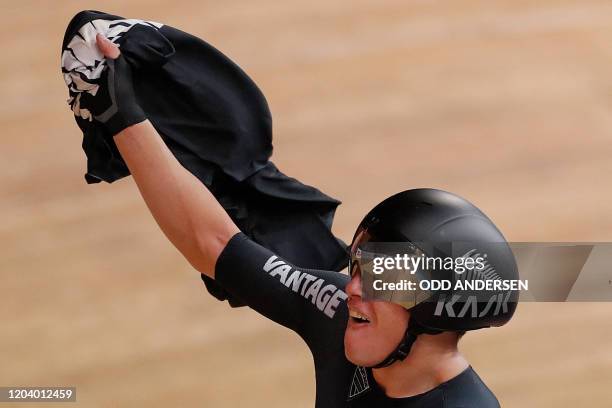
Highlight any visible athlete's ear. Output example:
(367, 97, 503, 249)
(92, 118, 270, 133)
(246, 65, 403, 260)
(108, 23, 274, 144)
(96, 34, 121, 59)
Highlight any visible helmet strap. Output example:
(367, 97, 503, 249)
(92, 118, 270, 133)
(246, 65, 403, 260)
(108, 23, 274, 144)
(371, 320, 441, 369)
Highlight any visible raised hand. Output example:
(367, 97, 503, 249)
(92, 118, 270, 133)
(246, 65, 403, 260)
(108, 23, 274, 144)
(91, 34, 146, 136)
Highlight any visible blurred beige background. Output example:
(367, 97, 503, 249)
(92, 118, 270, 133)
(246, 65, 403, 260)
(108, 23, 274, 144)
(2, 0, 612, 406)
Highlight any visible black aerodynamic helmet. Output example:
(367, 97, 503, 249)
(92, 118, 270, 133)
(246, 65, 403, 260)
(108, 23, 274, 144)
(349, 188, 519, 367)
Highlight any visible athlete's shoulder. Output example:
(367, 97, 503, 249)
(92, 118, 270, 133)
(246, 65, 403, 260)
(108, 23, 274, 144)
(441, 367, 500, 408)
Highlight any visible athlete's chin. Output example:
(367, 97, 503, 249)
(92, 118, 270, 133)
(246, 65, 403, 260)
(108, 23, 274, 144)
(345, 350, 377, 366)
(344, 327, 386, 367)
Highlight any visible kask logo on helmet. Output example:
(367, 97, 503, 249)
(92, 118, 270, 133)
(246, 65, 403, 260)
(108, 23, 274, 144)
(433, 292, 513, 318)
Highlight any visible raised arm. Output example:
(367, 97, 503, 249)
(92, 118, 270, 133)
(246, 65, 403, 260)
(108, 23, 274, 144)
(115, 121, 239, 276)
(91, 35, 350, 338)
(95, 35, 239, 277)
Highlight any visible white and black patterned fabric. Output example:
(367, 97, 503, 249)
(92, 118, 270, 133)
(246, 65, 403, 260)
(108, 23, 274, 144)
(62, 17, 163, 122)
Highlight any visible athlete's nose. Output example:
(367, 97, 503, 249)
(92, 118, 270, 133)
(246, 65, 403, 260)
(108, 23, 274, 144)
(345, 267, 362, 298)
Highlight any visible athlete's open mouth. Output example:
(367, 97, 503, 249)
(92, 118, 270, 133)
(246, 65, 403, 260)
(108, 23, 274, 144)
(349, 310, 370, 324)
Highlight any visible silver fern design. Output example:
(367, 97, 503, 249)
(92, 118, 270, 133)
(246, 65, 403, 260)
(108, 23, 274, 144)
(457, 249, 503, 282)
(61, 18, 162, 121)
